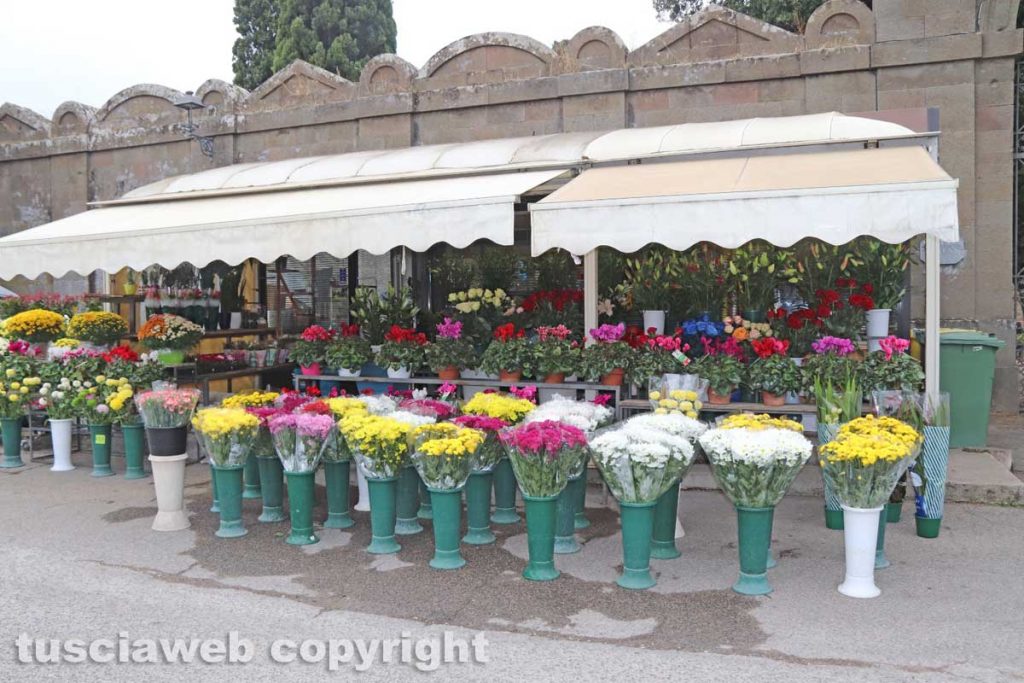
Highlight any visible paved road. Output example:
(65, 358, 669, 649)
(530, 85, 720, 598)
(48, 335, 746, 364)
(1, 455, 1022, 682)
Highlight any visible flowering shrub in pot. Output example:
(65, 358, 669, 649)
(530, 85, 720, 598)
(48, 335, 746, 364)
(626, 328, 690, 387)
(531, 325, 579, 383)
(693, 337, 746, 404)
(291, 324, 335, 375)
(581, 323, 632, 386)
(325, 324, 371, 377)
(424, 318, 476, 380)
(479, 323, 532, 381)
(67, 311, 128, 347)
(4, 309, 66, 343)
(860, 337, 923, 393)
(137, 314, 204, 365)
(799, 336, 861, 397)
(374, 325, 427, 378)
(747, 338, 799, 406)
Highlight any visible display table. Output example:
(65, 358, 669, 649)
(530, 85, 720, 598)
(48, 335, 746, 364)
(170, 362, 295, 403)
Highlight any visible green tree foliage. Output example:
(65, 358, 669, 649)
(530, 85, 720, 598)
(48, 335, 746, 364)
(271, 0, 397, 81)
(233, 0, 281, 90)
(653, 0, 848, 33)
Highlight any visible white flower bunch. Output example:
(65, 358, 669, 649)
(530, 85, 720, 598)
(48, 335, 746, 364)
(626, 412, 707, 445)
(388, 410, 437, 428)
(524, 395, 613, 434)
(0, 337, 9, 354)
(699, 428, 812, 466)
(590, 418, 695, 503)
(448, 288, 509, 314)
(358, 394, 398, 416)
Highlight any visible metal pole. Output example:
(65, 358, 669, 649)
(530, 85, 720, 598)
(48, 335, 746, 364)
(925, 234, 941, 404)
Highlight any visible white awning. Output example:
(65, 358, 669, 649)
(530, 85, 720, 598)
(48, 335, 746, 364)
(0, 170, 565, 279)
(530, 146, 959, 255)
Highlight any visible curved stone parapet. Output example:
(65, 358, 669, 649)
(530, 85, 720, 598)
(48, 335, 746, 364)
(0, 102, 53, 141)
(195, 79, 248, 115)
(242, 60, 355, 112)
(358, 54, 417, 97)
(805, 0, 875, 48)
(51, 101, 97, 135)
(418, 32, 556, 88)
(559, 26, 628, 72)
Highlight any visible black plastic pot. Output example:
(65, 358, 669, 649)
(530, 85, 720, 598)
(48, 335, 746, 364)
(146, 426, 188, 456)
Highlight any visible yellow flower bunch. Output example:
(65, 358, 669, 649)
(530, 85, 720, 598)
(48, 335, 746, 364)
(221, 391, 280, 409)
(819, 432, 911, 466)
(4, 309, 65, 342)
(719, 413, 802, 432)
(105, 379, 134, 413)
(462, 393, 535, 424)
(417, 427, 484, 458)
(838, 415, 921, 451)
(325, 396, 370, 419)
(54, 338, 81, 348)
(67, 311, 128, 345)
(340, 414, 411, 457)
(192, 407, 260, 437)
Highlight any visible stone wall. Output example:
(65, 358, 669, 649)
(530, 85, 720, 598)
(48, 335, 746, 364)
(0, 0, 1021, 408)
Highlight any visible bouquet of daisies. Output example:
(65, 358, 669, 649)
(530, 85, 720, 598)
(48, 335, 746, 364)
(699, 414, 813, 508)
(269, 412, 336, 473)
(192, 407, 260, 467)
(451, 415, 508, 472)
(411, 423, 485, 490)
(819, 415, 921, 509)
(340, 414, 411, 479)
(499, 421, 589, 497)
(590, 417, 696, 503)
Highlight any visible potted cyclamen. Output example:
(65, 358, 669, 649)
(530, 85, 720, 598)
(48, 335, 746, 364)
(412, 423, 485, 569)
(39, 378, 77, 472)
(747, 338, 799, 407)
(479, 323, 532, 382)
(271, 412, 337, 546)
(501, 420, 590, 581)
(532, 325, 580, 384)
(693, 353, 744, 405)
(193, 407, 260, 538)
(424, 318, 476, 381)
(325, 324, 371, 378)
(452, 415, 508, 545)
(71, 376, 133, 478)
(291, 325, 335, 376)
(137, 314, 204, 365)
(861, 336, 924, 394)
(135, 387, 202, 531)
(375, 325, 428, 379)
(582, 323, 632, 386)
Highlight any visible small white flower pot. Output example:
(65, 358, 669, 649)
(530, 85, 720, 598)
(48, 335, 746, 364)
(49, 419, 75, 472)
(354, 467, 371, 511)
(838, 505, 883, 599)
(149, 454, 190, 531)
(866, 309, 891, 353)
(387, 367, 412, 379)
(337, 368, 360, 378)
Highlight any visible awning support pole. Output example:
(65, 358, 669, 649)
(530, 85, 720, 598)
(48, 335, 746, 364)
(925, 233, 940, 405)
(583, 250, 598, 339)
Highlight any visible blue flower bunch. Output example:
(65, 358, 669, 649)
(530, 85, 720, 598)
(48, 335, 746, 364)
(681, 315, 724, 338)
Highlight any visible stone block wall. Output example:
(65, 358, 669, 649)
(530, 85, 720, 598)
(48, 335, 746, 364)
(0, 0, 1021, 409)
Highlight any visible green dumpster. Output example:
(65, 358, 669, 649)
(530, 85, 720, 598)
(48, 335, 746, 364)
(938, 330, 1005, 448)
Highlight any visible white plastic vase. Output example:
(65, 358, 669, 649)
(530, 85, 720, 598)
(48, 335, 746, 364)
(49, 419, 74, 472)
(642, 310, 666, 336)
(866, 309, 891, 353)
(149, 454, 190, 531)
(354, 467, 371, 511)
(337, 368, 360, 378)
(387, 367, 412, 379)
(839, 505, 883, 598)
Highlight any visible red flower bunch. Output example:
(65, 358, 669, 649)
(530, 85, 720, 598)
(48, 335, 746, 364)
(301, 400, 333, 415)
(337, 323, 360, 337)
(849, 293, 876, 310)
(383, 325, 427, 345)
(701, 336, 747, 362)
(102, 345, 140, 363)
(300, 325, 335, 343)
(493, 323, 526, 342)
(751, 337, 790, 359)
(520, 289, 583, 313)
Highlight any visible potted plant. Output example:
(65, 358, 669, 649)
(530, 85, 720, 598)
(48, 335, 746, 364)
(800, 336, 861, 399)
(581, 323, 632, 386)
(291, 324, 335, 376)
(479, 323, 532, 382)
(3, 309, 65, 345)
(123, 269, 137, 296)
(700, 415, 813, 595)
(424, 318, 476, 381)
(325, 324, 371, 377)
(134, 387, 201, 531)
(375, 325, 427, 379)
(70, 375, 133, 478)
(849, 239, 911, 352)
(623, 247, 678, 335)
(725, 241, 796, 320)
(692, 353, 744, 405)
(270, 412, 336, 546)
(137, 314, 204, 365)
(531, 325, 580, 384)
(748, 338, 799, 407)
(0, 365, 41, 468)
(67, 311, 128, 350)
(861, 337, 924, 393)
(193, 407, 260, 538)
(628, 330, 691, 387)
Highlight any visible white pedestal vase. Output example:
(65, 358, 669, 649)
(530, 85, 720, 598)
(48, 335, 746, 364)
(149, 454, 190, 531)
(865, 309, 891, 353)
(354, 466, 371, 512)
(642, 310, 666, 336)
(49, 419, 75, 472)
(838, 505, 883, 599)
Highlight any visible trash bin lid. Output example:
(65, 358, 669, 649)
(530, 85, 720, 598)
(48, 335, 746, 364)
(938, 329, 1006, 348)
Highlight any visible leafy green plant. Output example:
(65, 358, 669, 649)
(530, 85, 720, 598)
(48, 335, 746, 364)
(531, 327, 581, 377)
(351, 286, 419, 345)
(848, 238, 913, 310)
(289, 339, 326, 367)
(325, 336, 372, 371)
(726, 241, 797, 313)
(623, 246, 679, 312)
(861, 351, 925, 393)
(430, 250, 479, 296)
(478, 246, 519, 292)
(425, 337, 477, 372)
(748, 355, 800, 395)
(534, 250, 578, 291)
(479, 324, 533, 377)
(693, 354, 744, 396)
(813, 374, 862, 424)
(792, 239, 859, 306)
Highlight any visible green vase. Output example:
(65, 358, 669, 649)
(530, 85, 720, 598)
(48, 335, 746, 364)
(284, 470, 318, 546)
(366, 476, 401, 554)
(650, 484, 681, 560)
(0, 417, 23, 469)
(417, 478, 433, 520)
(257, 455, 286, 522)
(395, 465, 424, 535)
(554, 481, 580, 554)
(885, 501, 902, 523)
(212, 464, 247, 538)
(121, 424, 147, 479)
(324, 460, 354, 529)
(522, 494, 559, 581)
(242, 456, 261, 499)
(571, 469, 590, 530)
(617, 501, 657, 590)
(766, 507, 778, 570)
(915, 516, 941, 539)
(429, 488, 466, 570)
(463, 471, 496, 545)
(491, 457, 520, 524)
(875, 510, 890, 569)
(733, 506, 773, 596)
(210, 469, 220, 513)
(157, 349, 185, 365)
(89, 424, 114, 478)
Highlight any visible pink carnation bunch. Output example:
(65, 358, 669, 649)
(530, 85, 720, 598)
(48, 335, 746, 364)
(399, 398, 456, 420)
(452, 415, 508, 432)
(500, 420, 588, 456)
(268, 412, 335, 438)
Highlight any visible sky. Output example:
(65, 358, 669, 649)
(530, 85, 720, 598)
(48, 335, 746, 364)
(0, 0, 671, 118)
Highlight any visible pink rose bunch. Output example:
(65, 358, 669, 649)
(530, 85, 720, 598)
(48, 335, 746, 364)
(878, 336, 910, 361)
(812, 336, 856, 356)
(435, 317, 463, 340)
(500, 420, 588, 456)
(452, 415, 508, 432)
(399, 398, 456, 420)
(589, 323, 626, 344)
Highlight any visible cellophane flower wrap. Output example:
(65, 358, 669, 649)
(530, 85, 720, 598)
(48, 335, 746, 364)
(451, 415, 508, 472)
(819, 415, 921, 509)
(499, 420, 589, 498)
(340, 414, 411, 479)
(590, 417, 696, 504)
(134, 387, 201, 428)
(270, 412, 335, 473)
(324, 397, 370, 462)
(246, 406, 281, 457)
(358, 394, 399, 416)
(411, 423, 485, 490)
(699, 414, 813, 508)
(192, 407, 259, 467)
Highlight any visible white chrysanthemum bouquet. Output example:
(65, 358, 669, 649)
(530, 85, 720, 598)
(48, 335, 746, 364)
(590, 416, 696, 504)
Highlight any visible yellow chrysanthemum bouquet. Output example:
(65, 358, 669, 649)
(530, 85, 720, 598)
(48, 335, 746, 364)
(461, 392, 535, 424)
(411, 423, 484, 490)
(192, 407, 260, 467)
(67, 311, 128, 346)
(4, 309, 65, 343)
(340, 413, 411, 479)
(0, 367, 42, 419)
(819, 415, 922, 509)
(324, 397, 369, 462)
